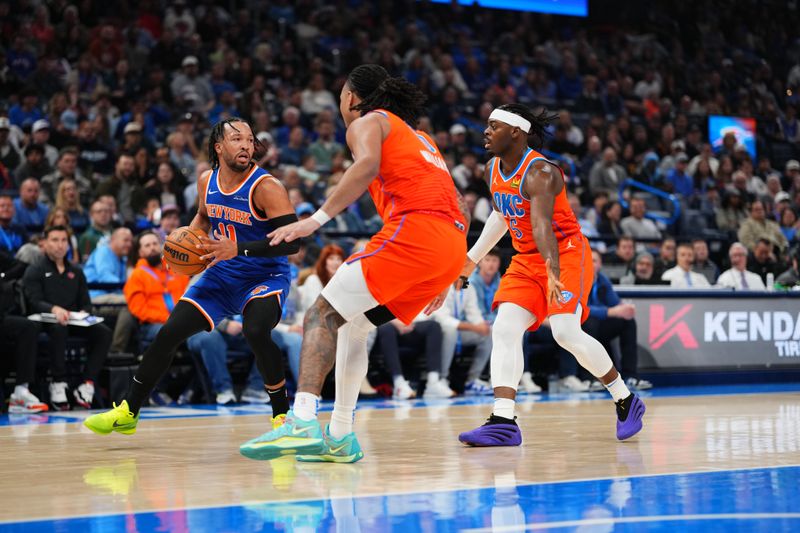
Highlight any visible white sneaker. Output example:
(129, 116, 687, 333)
(393, 378, 416, 400)
(49, 381, 70, 410)
(559, 375, 590, 392)
(359, 377, 379, 397)
(216, 390, 237, 405)
(73, 381, 94, 409)
(636, 378, 653, 390)
(9, 385, 49, 414)
(464, 378, 493, 396)
(241, 388, 270, 403)
(519, 372, 542, 393)
(423, 378, 455, 399)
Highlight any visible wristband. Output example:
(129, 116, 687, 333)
(459, 276, 470, 289)
(311, 209, 331, 226)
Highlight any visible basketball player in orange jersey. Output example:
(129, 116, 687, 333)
(84, 118, 301, 436)
(239, 64, 469, 463)
(456, 104, 645, 446)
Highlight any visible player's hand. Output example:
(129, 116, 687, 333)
(226, 320, 243, 336)
(423, 285, 450, 315)
(471, 322, 491, 336)
(545, 258, 566, 308)
(199, 230, 237, 268)
(610, 303, 636, 320)
(455, 258, 477, 290)
(51, 305, 70, 325)
(268, 218, 320, 245)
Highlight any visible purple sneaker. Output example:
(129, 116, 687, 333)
(616, 394, 646, 440)
(458, 415, 522, 447)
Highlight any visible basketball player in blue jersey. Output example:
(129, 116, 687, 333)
(85, 118, 301, 436)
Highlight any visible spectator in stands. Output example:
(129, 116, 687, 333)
(589, 147, 627, 197)
(166, 132, 196, 183)
(279, 126, 307, 167)
(653, 237, 677, 278)
(0, 117, 22, 173)
(75, 118, 114, 179)
(747, 238, 786, 285)
(146, 164, 186, 216)
(691, 239, 720, 284)
(1, 249, 47, 413)
(30, 119, 58, 166)
(0, 194, 27, 254)
(585, 251, 651, 390)
(661, 243, 711, 288)
(620, 196, 662, 240)
(12, 178, 49, 229)
(717, 242, 766, 290)
(775, 246, 800, 290)
(78, 200, 113, 258)
(123, 230, 190, 351)
(778, 205, 798, 244)
(15, 143, 52, 184)
(716, 189, 748, 235)
(83, 227, 132, 304)
(41, 147, 91, 207)
(602, 235, 635, 281)
(432, 283, 492, 397)
(738, 199, 789, 253)
(307, 119, 342, 174)
(153, 203, 182, 243)
(96, 153, 146, 225)
(187, 314, 273, 404)
(170, 55, 213, 113)
(664, 153, 693, 198)
(597, 200, 623, 237)
(620, 251, 667, 285)
(568, 192, 599, 238)
(54, 178, 88, 231)
(784, 160, 800, 193)
(23, 225, 112, 410)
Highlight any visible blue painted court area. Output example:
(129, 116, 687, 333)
(2, 465, 799, 532)
(2, 382, 800, 427)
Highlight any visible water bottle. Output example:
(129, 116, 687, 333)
(766, 272, 775, 291)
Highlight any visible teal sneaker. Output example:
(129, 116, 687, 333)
(239, 410, 324, 461)
(297, 425, 364, 463)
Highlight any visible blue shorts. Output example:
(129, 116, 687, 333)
(180, 268, 290, 330)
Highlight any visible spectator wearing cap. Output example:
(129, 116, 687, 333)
(307, 119, 343, 174)
(737, 199, 789, 253)
(8, 90, 44, 130)
(12, 178, 49, 229)
(170, 56, 214, 113)
(40, 147, 92, 207)
(75, 118, 114, 179)
(784, 160, 800, 193)
(620, 196, 662, 240)
(661, 243, 711, 288)
(589, 147, 627, 197)
(716, 242, 766, 290)
(31, 119, 59, 166)
(664, 153, 693, 198)
(658, 139, 686, 176)
(0, 117, 22, 173)
(15, 143, 53, 184)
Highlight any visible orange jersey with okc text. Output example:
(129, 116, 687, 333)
(489, 148, 580, 254)
(366, 109, 465, 228)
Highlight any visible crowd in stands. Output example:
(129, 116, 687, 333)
(2, 0, 800, 411)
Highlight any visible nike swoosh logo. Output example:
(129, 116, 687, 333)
(328, 443, 348, 454)
(45, 272, 53, 277)
(208, 190, 218, 194)
(112, 421, 128, 428)
(292, 426, 313, 436)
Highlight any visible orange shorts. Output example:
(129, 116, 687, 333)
(346, 212, 466, 324)
(493, 234, 592, 331)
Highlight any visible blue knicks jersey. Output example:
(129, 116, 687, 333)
(204, 165, 290, 280)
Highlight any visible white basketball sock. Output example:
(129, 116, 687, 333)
(293, 392, 319, 421)
(329, 316, 373, 439)
(493, 397, 516, 419)
(604, 376, 631, 402)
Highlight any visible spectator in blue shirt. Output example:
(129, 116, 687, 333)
(468, 247, 502, 323)
(8, 91, 44, 130)
(83, 227, 132, 303)
(664, 153, 694, 198)
(13, 178, 50, 229)
(0, 194, 28, 254)
(583, 250, 651, 390)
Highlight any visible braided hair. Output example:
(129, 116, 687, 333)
(347, 64, 427, 127)
(207, 117, 264, 170)
(495, 103, 558, 150)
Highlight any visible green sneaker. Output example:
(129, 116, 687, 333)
(297, 425, 364, 463)
(83, 400, 140, 435)
(239, 410, 325, 461)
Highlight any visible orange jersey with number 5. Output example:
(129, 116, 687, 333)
(365, 109, 465, 228)
(489, 148, 580, 254)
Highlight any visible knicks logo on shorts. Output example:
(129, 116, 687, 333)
(560, 290, 574, 302)
(250, 285, 269, 296)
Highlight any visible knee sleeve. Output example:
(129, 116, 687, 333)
(334, 314, 374, 409)
(490, 303, 535, 389)
(549, 309, 614, 378)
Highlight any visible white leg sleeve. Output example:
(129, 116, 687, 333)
(329, 314, 375, 439)
(549, 306, 614, 378)
(490, 303, 536, 389)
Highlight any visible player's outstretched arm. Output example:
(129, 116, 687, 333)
(526, 160, 565, 307)
(189, 170, 213, 234)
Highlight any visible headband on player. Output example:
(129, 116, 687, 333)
(488, 109, 531, 133)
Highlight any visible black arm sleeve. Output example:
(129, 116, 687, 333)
(236, 214, 301, 258)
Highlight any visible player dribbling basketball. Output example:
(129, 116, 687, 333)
(85, 118, 301, 436)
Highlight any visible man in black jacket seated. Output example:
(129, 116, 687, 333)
(23, 225, 111, 410)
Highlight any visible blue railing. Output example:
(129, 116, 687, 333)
(617, 178, 681, 226)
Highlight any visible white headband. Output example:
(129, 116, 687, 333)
(489, 109, 531, 133)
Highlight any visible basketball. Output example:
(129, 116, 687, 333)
(163, 226, 210, 276)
